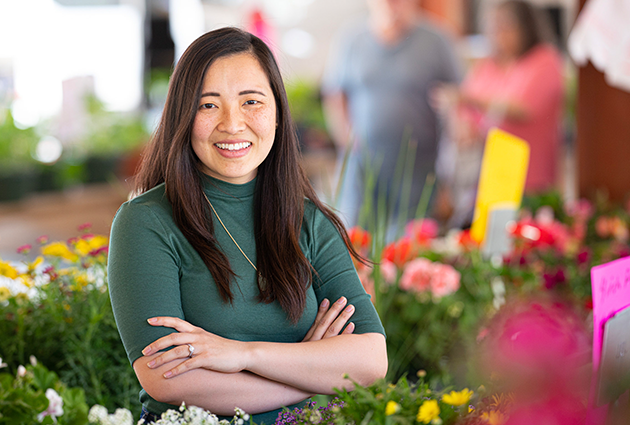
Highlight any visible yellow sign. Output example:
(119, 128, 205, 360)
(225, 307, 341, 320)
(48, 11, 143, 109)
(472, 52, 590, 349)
(470, 128, 530, 244)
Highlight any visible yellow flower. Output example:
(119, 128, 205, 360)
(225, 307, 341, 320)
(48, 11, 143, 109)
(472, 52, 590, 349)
(0, 286, 11, 302)
(87, 235, 108, 250)
(481, 410, 507, 425)
(42, 242, 78, 262)
(0, 259, 19, 279)
(19, 275, 34, 288)
(385, 401, 400, 416)
(70, 272, 89, 291)
(417, 400, 440, 424)
(74, 239, 92, 256)
(442, 388, 473, 406)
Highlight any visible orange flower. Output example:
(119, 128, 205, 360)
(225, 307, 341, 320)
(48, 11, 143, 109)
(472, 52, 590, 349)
(382, 237, 417, 268)
(348, 227, 372, 252)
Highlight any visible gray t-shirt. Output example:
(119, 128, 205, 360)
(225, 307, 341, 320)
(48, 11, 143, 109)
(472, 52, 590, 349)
(323, 21, 460, 227)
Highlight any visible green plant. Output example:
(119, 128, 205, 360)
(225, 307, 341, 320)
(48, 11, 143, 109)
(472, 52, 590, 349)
(0, 110, 39, 175)
(0, 360, 89, 425)
(0, 229, 141, 415)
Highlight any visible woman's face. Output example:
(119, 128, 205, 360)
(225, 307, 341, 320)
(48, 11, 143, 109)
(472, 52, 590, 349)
(490, 7, 523, 59)
(191, 53, 277, 184)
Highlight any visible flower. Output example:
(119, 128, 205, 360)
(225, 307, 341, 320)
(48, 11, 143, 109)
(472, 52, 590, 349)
(382, 237, 417, 268)
(36, 235, 49, 244)
(17, 365, 26, 377)
(41, 242, 79, 262)
(417, 399, 440, 424)
(400, 257, 434, 293)
(441, 388, 473, 406)
(385, 400, 400, 416)
(78, 222, 92, 232)
(0, 259, 19, 279)
(0, 286, 11, 302)
(430, 264, 460, 299)
(37, 388, 64, 422)
(481, 410, 507, 425)
(405, 218, 439, 245)
(16, 244, 32, 255)
(0, 357, 7, 368)
(348, 226, 372, 252)
(379, 260, 397, 285)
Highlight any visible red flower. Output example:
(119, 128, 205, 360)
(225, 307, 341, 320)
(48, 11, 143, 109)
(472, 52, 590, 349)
(382, 237, 417, 268)
(348, 227, 371, 252)
(16, 244, 32, 255)
(36, 235, 49, 244)
(77, 222, 92, 232)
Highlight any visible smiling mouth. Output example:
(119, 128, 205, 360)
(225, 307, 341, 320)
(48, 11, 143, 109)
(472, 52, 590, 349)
(215, 142, 252, 151)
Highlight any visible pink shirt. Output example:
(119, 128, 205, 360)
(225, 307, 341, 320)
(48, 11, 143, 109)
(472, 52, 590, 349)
(460, 44, 565, 192)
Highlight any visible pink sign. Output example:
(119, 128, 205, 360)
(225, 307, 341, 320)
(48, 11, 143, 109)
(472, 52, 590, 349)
(591, 256, 630, 370)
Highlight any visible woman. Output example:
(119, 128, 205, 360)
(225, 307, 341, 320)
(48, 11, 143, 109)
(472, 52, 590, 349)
(434, 0, 565, 225)
(107, 27, 387, 424)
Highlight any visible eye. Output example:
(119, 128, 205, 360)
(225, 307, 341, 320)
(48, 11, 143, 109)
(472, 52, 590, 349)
(199, 103, 217, 109)
(244, 100, 260, 106)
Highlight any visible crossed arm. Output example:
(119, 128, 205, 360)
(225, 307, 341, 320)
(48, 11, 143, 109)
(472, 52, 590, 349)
(133, 296, 388, 416)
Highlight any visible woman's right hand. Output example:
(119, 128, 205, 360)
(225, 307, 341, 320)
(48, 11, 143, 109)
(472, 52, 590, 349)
(302, 297, 355, 342)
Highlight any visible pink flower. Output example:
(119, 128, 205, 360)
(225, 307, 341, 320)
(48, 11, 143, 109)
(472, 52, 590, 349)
(400, 258, 434, 293)
(16, 244, 32, 255)
(564, 199, 593, 221)
(77, 222, 92, 232)
(36, 235, 49, 245)
(379, 260, 397, 285)
(405, 218, 439, 245)
(430, 263, 460, 299)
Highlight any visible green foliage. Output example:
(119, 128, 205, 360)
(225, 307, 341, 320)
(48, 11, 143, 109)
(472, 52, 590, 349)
(0, 110, 39, 174)
(332, 376, 471, 425)
(285, 80, 327, 131)
(0, 362, 89, 425)
(81, 94, 148, 157)
(0, 235, 141, 416)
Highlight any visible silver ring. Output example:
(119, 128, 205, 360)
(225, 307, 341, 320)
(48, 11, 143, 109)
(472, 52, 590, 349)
(187, 343, 195, 358)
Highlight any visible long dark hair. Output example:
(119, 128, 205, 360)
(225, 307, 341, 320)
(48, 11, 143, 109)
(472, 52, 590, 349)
(498, 0, 543, 57)
(135, 27, 365, 323)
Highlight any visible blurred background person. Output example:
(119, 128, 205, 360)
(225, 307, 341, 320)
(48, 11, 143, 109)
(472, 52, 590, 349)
(322, 0, 461, 239)
(433, 0, 565, 227)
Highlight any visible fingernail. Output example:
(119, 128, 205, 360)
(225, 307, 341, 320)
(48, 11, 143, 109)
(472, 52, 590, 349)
(346, 305, 355, 313)
(321, 299, 329, 308)
(164, 371, 172, 378)
(147, 361, 155, 368)
(142, 347, 152, 355)
(147, 318, 157, 324)
(336, 297, 346, 305)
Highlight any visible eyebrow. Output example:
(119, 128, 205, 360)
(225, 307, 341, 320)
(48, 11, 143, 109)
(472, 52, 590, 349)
(200, 90, 267, 97)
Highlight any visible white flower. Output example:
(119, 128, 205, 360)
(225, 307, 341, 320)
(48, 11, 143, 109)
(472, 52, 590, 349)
(88, 405, 109, 423)
(37, 388, 64, 422)
(17, 365, 27, 377)
(30, 355, 38, 366)
(0, 357, 7, 369)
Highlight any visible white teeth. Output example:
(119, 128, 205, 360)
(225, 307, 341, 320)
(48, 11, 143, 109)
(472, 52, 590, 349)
(215, 142, 252, 151)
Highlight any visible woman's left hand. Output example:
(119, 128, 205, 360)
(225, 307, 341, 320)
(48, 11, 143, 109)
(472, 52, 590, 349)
(142, 317, 247, 378)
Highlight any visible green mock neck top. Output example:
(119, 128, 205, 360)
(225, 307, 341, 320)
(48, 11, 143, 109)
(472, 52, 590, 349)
(108, 174, 385, 424)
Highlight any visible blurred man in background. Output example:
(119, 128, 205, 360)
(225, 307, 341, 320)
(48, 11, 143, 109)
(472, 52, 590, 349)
(322, 0, 461, 238)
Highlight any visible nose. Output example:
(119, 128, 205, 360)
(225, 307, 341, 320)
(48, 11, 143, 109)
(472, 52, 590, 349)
(217, 105, 246, 134)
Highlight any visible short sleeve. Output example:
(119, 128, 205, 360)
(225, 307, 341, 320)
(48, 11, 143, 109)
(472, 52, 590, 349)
(436, 32, 463, 85)
(321, 24, 359, 96)
(108, 201, 185, 365)
(305, 205, 385, 337)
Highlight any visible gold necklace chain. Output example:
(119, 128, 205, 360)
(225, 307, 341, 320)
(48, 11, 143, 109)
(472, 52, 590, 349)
(202, 191, 257, 272)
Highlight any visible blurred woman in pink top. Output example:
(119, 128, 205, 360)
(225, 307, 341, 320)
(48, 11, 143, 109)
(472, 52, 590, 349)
(437, 0, 565, 194)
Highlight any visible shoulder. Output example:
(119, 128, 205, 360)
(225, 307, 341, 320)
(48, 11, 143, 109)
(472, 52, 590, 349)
(523, 44, 563, 69)
(112, 183, 173, 229)
(301, 200, 344, 241)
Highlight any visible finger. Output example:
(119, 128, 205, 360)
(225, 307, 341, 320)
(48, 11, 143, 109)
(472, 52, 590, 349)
(310, 297, 348, 341)
(146, 344, 192, 369)
(342, 322, 355, 335)
(163, 357, 197, 379)
(142, 333, 196, 356)
(303, 299, 330, 341)
(323, 304, 355, 338)
(147, 317, 197, 333)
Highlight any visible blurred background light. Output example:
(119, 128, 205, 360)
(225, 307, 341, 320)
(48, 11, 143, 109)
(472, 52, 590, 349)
(34, 136, 64, 164)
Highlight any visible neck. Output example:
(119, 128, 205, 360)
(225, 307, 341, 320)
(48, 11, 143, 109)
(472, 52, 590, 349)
(370, 16, 414, 45)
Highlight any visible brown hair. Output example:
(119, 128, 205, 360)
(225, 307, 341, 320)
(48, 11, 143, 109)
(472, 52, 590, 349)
(135, 27, 365, 323)
(498, 0, 542, 57)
